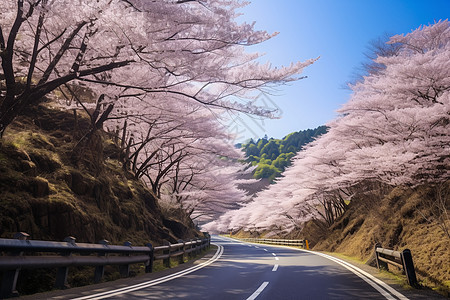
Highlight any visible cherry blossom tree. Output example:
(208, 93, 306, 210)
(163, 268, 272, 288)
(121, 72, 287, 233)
(337, 20, 450, 185)
(165, 159, 254, 222)
(0, 0, 315, 138)
(103, 93, 252, 218)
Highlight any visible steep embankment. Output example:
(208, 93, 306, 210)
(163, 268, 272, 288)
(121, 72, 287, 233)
(0, 103, 199, 245)
(304, 185, 449, 295)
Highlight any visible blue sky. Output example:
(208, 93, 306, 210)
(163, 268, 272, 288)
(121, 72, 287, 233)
(232, 0, 450, 142)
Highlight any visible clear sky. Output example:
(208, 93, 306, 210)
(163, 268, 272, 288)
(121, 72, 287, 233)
(231, 0, 449, 142)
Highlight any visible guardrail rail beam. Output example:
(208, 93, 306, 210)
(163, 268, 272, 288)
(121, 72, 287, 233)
(0, 232, 211, 298)
(374, 243, 419, 288)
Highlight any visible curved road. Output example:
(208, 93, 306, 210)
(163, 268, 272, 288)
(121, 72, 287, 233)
(65, 235, 410, 300)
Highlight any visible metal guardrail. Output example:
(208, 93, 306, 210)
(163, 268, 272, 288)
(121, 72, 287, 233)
(374, 243, 418, 288)
(0, 232, 211, 298)
(237, 237, 309, 249)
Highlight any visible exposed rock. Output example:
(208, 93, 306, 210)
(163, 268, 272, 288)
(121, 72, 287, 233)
(18, 159, 37, 176)
(32, 177, 50, 197)
(28, 151, 61, 173)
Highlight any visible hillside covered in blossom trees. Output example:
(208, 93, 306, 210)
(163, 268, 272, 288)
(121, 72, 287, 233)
(203, 20, 449, 292)
(0, 0, 315, 240)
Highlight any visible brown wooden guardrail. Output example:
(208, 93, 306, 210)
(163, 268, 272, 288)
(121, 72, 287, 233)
(374, 243, 419, 288)
(0, 232, 211, 298)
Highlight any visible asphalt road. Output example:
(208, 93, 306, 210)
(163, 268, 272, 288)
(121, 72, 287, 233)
(63, 235, 411, 300)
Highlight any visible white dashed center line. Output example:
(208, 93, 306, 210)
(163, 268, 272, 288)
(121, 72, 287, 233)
(246, 282, 269, 300)
(272, 264, 279, 272)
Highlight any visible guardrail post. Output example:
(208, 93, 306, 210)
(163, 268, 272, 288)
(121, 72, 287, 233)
(163, 241, 171, 268)
(305, 239, 309, 250)
(194, 240, 199, 256)
(188, 239, 194, 259)
(0, 232, 29, 299)
(401, 249, 419, 288)
(178, 240, 185, 264)
(196, 239, 201, 255)
(55, 236, 76, 289)
(94, 240, 109, 283)
(145, 243, 154, 273)
(202, 232, 211, 249)
(202, 238, 206, 250)
(119, 241, 132, 278)
(374, 243, 388, 271)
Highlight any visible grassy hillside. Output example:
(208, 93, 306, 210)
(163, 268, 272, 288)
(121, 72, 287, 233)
(0, 102, 200, 245)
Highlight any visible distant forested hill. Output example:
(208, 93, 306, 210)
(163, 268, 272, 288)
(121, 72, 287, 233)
(239, 126, 327, 181)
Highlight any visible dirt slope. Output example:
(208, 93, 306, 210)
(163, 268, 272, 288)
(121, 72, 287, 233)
(0, 103, 199, 245)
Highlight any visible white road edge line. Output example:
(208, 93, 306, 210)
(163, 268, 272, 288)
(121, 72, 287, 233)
(310, 251, 408, 300)
(311, 251, 397, 300)
(246, 281, 269, 300)
(72, 243, 224, 300)
(272, 264, 279, 272)
(231, 238, 408, 300)
(281, 246, 407, 300)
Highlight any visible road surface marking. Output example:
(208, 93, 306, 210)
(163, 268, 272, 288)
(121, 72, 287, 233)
(272, 264, 279, 272)
(271, 253, 276, 256)
(263, 249, 268, 252)
(228, 237, 408, 300)
(246, 281, 269, 300)
(310, 251, 408, 300)
(275, 257, 279, 260)
(73, 244, 224, 300)
(277, 245, 409, 300)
